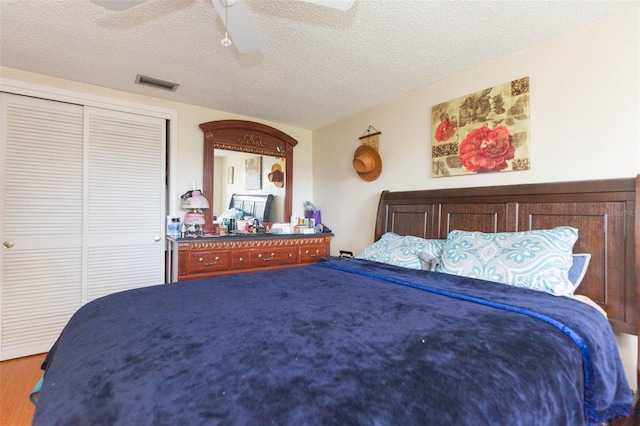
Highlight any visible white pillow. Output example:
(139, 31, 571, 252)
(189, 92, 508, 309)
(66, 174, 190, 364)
(571, 294, 606, 317)
(439, 227, 578, 296)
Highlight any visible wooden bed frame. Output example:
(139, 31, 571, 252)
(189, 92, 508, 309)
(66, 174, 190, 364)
(228, 193, 274, 222)
(374, 175, 639, 394)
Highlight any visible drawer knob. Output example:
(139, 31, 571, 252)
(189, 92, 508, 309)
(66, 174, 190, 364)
(305, 249, 320, 258)
(258, 252, 275, 261)
(288, 253, 292, 258)
(239, 257, 244, 262)
(199, 256, 220, 266)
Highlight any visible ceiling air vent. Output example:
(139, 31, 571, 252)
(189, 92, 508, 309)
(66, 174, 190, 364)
(135, 74, 179, 91)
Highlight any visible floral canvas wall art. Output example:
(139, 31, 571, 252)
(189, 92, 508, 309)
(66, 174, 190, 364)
(431, 77, 530, 177)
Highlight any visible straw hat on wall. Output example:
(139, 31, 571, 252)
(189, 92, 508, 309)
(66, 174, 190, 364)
(352, 145, 382, 181)
(268, 163, 284, 187)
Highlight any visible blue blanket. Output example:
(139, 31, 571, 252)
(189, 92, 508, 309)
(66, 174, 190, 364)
(33, 258, 632, 425)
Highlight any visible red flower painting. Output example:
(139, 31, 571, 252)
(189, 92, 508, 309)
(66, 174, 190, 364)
(431, 77, 530, 177)
(459, 125, 514, 173)
(435, 120, 456, 142)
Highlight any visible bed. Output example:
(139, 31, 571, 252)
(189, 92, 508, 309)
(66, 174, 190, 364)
(32, 176, 639, 425)
(223, 193, 274, 222)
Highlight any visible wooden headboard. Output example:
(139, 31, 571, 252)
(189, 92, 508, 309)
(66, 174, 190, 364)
(374, 175, 639, 384)
(229, 193, 274, 222)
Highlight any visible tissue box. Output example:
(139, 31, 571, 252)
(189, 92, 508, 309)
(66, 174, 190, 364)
(270, 223, 293, 234)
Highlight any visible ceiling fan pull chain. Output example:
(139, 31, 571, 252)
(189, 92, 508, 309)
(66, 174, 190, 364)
(221, 0, 233, 47)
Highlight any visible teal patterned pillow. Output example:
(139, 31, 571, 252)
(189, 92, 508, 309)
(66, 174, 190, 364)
(356, 233, 445, 270)
(403, 235, 446, 258)
(439, 227, 579, 296)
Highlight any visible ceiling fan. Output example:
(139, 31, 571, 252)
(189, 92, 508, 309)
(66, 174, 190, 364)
(90, 0, 354, 54)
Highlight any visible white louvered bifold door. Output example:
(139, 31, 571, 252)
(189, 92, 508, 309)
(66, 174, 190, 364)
(85, 107, 165, 302)
(1, 96, 166, 360)
(0, 94, 84, 359)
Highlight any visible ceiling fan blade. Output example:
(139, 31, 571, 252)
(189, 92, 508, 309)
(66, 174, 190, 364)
(90, 0, 149, 11)
(300, 0, 354, 11)
(212, 0, 263, 54)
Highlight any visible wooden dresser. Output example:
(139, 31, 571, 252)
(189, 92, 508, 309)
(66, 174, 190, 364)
(167, 234, 332, 281)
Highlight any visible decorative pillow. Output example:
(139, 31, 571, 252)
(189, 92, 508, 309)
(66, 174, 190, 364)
(356, 233, 415, 268)
(216, 207, 245, 222)
(403, 236, 445, 258)
(568, 254, 591, 290)
(356, 233, 445, 270)
(439, 227, 579, 296)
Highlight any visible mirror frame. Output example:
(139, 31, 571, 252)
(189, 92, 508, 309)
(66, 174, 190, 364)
(199, 120, 298, 233)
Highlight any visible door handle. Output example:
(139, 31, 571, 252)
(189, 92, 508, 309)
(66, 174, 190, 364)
(3, 241, 14, 249)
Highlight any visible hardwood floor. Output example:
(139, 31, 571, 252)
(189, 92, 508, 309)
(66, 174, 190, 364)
(0, 353, 47, 426)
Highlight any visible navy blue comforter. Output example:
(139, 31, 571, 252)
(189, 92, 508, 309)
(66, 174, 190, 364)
(33, 258, 632, 425)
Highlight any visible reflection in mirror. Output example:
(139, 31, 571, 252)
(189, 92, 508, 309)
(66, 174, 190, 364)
(214, 151, 286, 222)
(200, 120, 298, 233)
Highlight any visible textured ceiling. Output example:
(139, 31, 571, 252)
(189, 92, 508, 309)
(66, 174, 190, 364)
(0, 0, 637, 129)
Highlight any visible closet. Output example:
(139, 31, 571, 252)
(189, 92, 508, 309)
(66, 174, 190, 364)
(0, 93, 166, 360)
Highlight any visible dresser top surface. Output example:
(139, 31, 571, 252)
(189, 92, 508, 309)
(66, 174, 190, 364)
(169, 233, 333, 243)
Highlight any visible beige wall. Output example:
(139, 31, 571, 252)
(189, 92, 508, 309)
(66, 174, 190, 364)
(312, 7, 639, 391)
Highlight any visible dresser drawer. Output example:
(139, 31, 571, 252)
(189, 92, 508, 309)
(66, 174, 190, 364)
(230, 250, 252, 270)
(299, 243, 328, 263)
(181, 250, 231, 276)
(248, 246, 299, 268)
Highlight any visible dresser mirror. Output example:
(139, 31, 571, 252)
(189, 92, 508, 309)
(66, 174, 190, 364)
(199, 120, 298, 233)
(213, 150, 285, 221)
